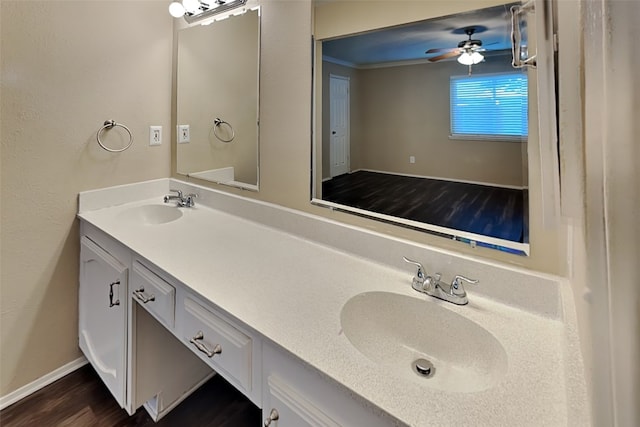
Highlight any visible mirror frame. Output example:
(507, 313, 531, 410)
(175, 5, 261, 192)
(310, 4, 533, 256)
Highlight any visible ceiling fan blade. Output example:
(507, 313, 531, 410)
(425, 47, 457, 54)
(428, 51, 461, 62)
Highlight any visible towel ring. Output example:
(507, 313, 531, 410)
(213, 118, 235, 143)
(97, 120, 133, 152)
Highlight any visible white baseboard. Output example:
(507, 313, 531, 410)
(355, 168, 527, 190)
(0, 357, 88, 411)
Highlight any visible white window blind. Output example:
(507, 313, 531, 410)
(450, 72, 528, 140)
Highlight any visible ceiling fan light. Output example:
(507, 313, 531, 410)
(458, 51, 484, 65)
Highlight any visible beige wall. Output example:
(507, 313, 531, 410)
(314, 0, 511, 40)
(546, 1, 640, 425)
(0, 1, 173, 397)
(575, 0, 640, 425)
(176, 9, 259, 184)
(321, 57, 525, 188)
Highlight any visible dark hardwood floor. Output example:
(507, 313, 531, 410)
(322, 170, 527, 243)
(0, 365, 260, 426)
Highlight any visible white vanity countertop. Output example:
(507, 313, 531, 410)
(78, 191, 586, 426)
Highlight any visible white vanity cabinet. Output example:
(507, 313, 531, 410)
(261, 341, 395, 427)
(78, 222, 213, 419)
(78, 222, 396, 426)
(79, 234, 129, 407)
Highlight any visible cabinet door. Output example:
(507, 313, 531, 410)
(262, 375, 340, 427)
(262, 342, 395, 427)
(79, 236, 128, 407)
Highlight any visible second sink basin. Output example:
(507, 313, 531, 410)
(118, 204, 183, 225)
(340, 291, 507, 393)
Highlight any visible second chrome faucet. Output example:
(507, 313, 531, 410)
(403, 257, 478, 305)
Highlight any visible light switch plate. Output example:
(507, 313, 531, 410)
(149, 126, 162, 146)
(177, 124, 190, 144)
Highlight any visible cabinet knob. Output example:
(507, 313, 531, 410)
(264, 408, 279, 426)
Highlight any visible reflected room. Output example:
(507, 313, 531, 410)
(313, 2, 530, 254)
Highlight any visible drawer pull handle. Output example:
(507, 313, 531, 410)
(133, 287, 155, 304)
(109, 280, 120, 307)
(264, 409, 279, 426)
(189, 331, 222, 358)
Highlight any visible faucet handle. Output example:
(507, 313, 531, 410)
(403, 257, 426, 292)
(450, 275, 479, 297)
(185, 193, 198, 207)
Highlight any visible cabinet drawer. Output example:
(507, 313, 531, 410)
(131, 261, 176, 329)
(182, 296, 252, 392)
(264, 375, 341, 427)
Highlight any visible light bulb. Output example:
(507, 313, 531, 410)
(457, 51, 484, 65)
(457, 52, 473, 65)
(183, 0, 201, 14)
(168, 2, 185, 17)
(470, 51, 484, 64)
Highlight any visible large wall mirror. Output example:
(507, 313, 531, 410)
(176, 8, 260, 191)
(312, 1, 537, 255)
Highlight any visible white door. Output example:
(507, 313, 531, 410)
(79, 236, 128, 407)
(329, 74, 350, 177)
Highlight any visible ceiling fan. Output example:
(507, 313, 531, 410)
(425, 27, 492, 65)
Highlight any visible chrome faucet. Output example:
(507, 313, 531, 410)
(403, 257, 478, 305)
(163, 189, 197, 207)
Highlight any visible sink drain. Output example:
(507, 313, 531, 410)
(412, 358, 435, 378)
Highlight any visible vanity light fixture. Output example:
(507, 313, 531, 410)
(168, 0, 247, 23)
(457, 50, 484, 65)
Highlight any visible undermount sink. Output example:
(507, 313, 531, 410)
(118, 204, 183, 225)
(340, 292, 507, 393)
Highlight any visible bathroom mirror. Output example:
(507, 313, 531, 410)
(176, 7, 260, 190)
(312, 1, 532, 255)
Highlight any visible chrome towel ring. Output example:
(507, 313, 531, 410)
(213, 117, 235, 143)
(97, 120, 133, 152)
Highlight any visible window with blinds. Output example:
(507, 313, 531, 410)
(450, 72, 528, 141)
